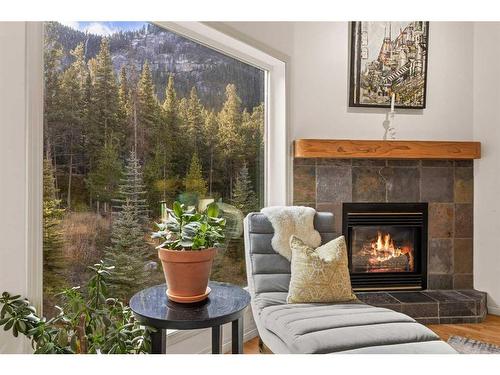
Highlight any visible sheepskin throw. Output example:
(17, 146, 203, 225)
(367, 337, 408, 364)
(287, 235, 357, 304)
(261, 206, 321, 261)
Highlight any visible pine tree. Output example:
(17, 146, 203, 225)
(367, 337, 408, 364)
(105, 200, 150, 302)
(231, 163, 257, 215)
(186, 87, 205, 155)
(203, 110, 219, 196)
(59, 43, 86, 210)
(137, 61, 160, 160)
(218, 84, 243, 198)
(43, 158, 66, 295)
(88, 38, 124, 166)
(87, 141, 122, 213)
(113, 150, 149, 223)
(184, 153, 207, 198)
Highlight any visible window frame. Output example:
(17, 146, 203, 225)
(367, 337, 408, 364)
(27, 21, 288, 351)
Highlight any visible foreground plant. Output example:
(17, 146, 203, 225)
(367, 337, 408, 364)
(152, 201, 226, 250)
(0, 261, 152, 354)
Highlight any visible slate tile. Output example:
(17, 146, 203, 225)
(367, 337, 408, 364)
(389, 292, 435, 303)
(439, 316, 478, 324)
(316, 166, 352, 203)
(387, 160, 421, 167)
(316, 202, 343, 235)
(316, 158, 351, 166)
(453, 274, 474, 289)
(355, 292, 400, 306)
(454, 167, 473, 204)
(294, 158, 316, 166)
(455, 160, 473, 167)
(352, 159, 386, 166)
(401, 303, 438, 318)
(352, 167, 386, 202)
(421, 167, 454, 203)
(439, 301, 477, 317)
(293, 165, 316, 203)
(422, 290, 473, 302)
(428, 203, 454, 239)
(428, 239, 453, 274)
(422, 160, 454, 167)
(455, 204, 473, 238)
(428, 274, 453, 289)
(454, 239, 473, 274)
(384, 167, 420, 202)
(416, 317, 440, 324)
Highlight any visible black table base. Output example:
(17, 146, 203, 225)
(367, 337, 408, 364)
(130, 282, 250, 354)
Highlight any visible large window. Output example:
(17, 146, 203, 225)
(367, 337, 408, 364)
(42, 21, 265, 314)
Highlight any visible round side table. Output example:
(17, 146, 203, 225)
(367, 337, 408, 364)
(130, 281, 251, 354)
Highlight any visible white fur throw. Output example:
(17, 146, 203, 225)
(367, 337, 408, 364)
(261, 206, 321, 261)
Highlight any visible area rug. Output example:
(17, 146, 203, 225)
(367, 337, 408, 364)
(447, 336, 500, 354)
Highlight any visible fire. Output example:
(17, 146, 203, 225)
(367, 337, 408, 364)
(369, 231, 414, 270)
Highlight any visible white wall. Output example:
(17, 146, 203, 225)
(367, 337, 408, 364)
(0, 22, 31, 353)
(473, 23, 500, 315)
(222, 22, 474, 141)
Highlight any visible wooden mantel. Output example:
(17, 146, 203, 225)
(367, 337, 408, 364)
(294, 139, 481, 160)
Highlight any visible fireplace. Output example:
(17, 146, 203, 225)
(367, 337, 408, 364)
(343, 203, 428, 291)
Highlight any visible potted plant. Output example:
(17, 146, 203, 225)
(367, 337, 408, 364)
(152, 201, 226, 303)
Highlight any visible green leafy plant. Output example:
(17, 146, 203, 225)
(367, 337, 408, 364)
(152, 201, 226, 250)
(0, 261, 152, 354)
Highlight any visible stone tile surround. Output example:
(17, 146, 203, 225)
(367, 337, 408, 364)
(293, 158, 474, 290)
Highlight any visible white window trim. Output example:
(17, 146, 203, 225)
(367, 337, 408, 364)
(26, 21, 288, 353)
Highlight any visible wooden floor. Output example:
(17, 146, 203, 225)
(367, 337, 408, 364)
(242, 314, 500, 354)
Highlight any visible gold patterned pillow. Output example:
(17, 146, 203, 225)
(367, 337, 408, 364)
(287, 235, 357, 304)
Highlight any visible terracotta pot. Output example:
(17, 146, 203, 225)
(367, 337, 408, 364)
(158, 248, 217, 303)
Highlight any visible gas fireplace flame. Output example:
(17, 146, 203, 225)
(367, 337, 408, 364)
(369, 231, 414, 270)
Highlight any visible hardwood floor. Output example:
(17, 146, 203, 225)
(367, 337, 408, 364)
(242, 314, 500, 354)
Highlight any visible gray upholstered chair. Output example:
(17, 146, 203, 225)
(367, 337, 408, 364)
(244, 212, 456, 354)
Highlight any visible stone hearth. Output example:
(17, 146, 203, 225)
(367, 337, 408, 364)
(293, 158, 474, 290)
(356, 289, 487, 324)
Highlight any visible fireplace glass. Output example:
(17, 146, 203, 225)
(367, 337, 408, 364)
(350, 225, 417, 273)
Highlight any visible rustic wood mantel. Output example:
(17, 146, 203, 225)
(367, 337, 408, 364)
(294, 139, 481, 160)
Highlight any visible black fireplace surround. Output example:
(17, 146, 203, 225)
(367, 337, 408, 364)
(343, 202, 428, 291)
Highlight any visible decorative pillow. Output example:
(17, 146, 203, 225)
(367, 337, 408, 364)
(287, 235, 357, 304)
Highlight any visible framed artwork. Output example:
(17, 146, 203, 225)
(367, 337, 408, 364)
(349, 21, 429, 109)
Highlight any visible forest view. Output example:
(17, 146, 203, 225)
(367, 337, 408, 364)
(43, 22, 265, 314)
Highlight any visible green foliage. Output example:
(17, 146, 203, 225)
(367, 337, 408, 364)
(184, 153, 207, 198)
(43, 159, 66, 295)
(152, 201, 225, 250)
(0, 261, 152, 354)
(113, 150, 149, 223)
(232, 163, 258, 215)
(87, 141, 122, 210)
(105, 201, 151, 301)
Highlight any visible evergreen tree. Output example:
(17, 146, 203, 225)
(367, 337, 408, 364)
(218, 84, 243, 197)
(105, 200, 150, 302)
(184, 153, 207, 198)
(43, 158, 66, 295)
(113, 150, 149, 223)
(88, 38, 123, 166)
(59, 43, 86, 210)
(203, 110, 219, 196)
(137, 61, 160, 160)
(231, 163, 257, 215)
(162, 74, 181, 176)
(186, 87, 205, 156)
(87, 141, 122, 213)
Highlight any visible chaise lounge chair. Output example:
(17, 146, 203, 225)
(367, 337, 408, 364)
(243, 212, 457, 354)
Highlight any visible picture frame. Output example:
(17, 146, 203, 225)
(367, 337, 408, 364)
(349, 21, 430, 109)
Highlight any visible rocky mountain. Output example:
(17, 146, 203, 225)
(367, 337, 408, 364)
(45, 22, 264, 110)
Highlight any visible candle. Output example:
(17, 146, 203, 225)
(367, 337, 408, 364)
(390, 93, 395, 112)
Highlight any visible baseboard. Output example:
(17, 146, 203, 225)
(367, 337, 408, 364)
(488, 304, 500, 316)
